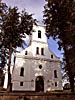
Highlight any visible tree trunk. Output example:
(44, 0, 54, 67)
(69, 74, 74, 92)
(7, 43, 13, 92)
(63, 45, 75, 92)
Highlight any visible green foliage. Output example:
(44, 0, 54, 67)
(1, 7, 36, 48)
(0, 1, 36, 65)
(0, 0, 8, 86)
(0, 0, 36, 90)
(43, 0, 75, 92)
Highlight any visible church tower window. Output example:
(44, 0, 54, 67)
(41, 48, 44, 55)
(20, 67, 24, 76)
(36, 47, 39, 54)
(38, 30, 41, 38)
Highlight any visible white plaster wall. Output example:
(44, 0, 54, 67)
(32, 25, 47, 43)
(16, 25, 59, 60)
(12, 25, 62, 92)
(12, 57, 62, 91)
(16, 42, 59, 61)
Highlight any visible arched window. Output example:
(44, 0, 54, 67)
(38, 30, 41, 38)
(41, 48, 44, 55)
(20, 67, 24, 76)
(36, 47, 39, 54)
(51, 54, 53, 59)
(54, 70, 57, 78)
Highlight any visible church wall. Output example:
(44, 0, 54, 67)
(12, 56, 62, 92)
(20, 41, 59, 61)
(11, 25, 62, 92)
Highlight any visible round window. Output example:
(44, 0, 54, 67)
(39, 65, 42, 69)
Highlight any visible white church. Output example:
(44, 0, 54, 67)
(11, 25, 62, 92)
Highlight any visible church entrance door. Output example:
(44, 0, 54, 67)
(35, 76, 44, 92)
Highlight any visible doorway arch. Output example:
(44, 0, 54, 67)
(35, 76, 44, 92)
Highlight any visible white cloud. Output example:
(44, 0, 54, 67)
(3, 0, 45, 25)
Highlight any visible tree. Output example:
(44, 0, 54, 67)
(0, 0, 8, 89)
(43, 0, 75, 92)
(0, 0, 8, 58)
(1, 1, 36, 91)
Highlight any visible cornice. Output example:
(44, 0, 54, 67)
(31, 40, 47, 45)
(16, 55, 60, 63)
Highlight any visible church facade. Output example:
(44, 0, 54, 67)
(11, 25, 62, 92)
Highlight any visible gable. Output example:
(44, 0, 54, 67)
(15, 25, 60, 61)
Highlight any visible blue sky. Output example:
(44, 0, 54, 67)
(2, 0, 63, 60)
